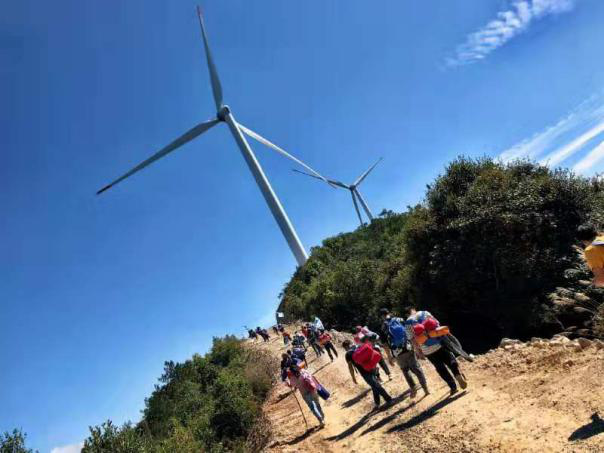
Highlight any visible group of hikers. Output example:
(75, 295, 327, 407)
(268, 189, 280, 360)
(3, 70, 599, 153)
(264, 224, 604, 429)
(247, 326, 271, 342)
(272, 306, 473, 428)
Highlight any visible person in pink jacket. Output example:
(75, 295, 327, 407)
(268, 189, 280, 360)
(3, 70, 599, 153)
(286, 364, 325, 427)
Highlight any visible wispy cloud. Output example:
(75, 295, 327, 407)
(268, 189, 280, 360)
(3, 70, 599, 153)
(447, 0, 576, 66)
(50, 442, 83, 453)
(540, 120, 604, 166)
(573, 140, 604, 173)
(498, 94, 604, 175)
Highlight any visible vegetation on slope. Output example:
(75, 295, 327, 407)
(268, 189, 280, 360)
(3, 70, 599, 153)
(280, 157, 604, 351)
(80, 336, 277, 452)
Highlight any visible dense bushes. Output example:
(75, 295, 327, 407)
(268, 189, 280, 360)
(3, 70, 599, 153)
(280, 157, 604, 351)
(81, 336, 277, 453)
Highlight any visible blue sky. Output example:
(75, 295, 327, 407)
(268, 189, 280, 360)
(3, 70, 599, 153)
(2, 1, 604, 451)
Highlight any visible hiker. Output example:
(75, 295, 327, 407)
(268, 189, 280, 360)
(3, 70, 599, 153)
(406, 307, 472, 361)
(283, 330, 292, 346)
(313, 315, 325, 331)
(301, 324, 310, 339)
(306, 323, 324, 357)
(318, 330, 338, 361)
(286, 364, 326, 428)
(380, 308, 429, 398)
(256, 326, 270, 342)
(292, 331, 307, 349)
(281, 352, 294, 381)
(342, 339, 393, 410)
(405, 307, 467, 395)
(272, 325, 279, 334)
(577, 224, 604, 287)
(353, 326, 392, 380)
(248, 329, 258, 341)
(291, 346, 309, 368)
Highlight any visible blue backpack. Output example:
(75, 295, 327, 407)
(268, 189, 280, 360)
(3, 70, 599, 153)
(388, 318, 410, 350)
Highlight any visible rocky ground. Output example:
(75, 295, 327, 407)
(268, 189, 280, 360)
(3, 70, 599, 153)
(250, 328, 604, 452)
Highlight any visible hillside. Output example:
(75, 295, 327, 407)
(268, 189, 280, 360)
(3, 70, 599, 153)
(252, 327, 604, 452)
(279, 157, 604, 353)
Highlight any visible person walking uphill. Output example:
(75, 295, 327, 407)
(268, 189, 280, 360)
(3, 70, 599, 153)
(286, 364, 326, 428)
(318, 330, 338, 361)
(354, 326, 392, 380)
(307, 323, 324, 358)
(405, 307, 467, 396)
(256, 326, 270, 342)
(380, 308, 429, 398)
(343, 339, 393, 411)
(578, 224, 604, 287)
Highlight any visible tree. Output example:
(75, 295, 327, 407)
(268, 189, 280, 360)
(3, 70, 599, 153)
(0, 429, 37, 453)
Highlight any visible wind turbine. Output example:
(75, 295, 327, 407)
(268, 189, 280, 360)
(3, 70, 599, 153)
(97, 6, 329, 267)
(293, 158, 382, 226)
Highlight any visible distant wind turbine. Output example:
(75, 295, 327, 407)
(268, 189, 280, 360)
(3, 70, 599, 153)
(97, 6, 329, 267)
(293, 158, 382, 226)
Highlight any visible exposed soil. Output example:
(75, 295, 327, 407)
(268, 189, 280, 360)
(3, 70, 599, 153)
(250, 329, 604, 453)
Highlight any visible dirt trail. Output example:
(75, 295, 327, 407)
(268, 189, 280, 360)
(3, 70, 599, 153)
(250, 329, 604, 453)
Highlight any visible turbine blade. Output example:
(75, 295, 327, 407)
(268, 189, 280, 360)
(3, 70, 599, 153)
(97, 118, 219, 194)
(237, 123, 333, 186)
(196, 6, 223, 111)
(354, 188, 373, 220)
(351, 191, 364, 226)
(353, 157, 383, 187)
(292, 169, 346, 188)
(292, 168, 323, 181)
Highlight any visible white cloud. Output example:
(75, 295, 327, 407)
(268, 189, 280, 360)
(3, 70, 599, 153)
(447, 0, 575, 66)
(498, 109, 577, 162)
(539, 120, 604, 166)
(50, 442, 83, 453)
(498, 94, 604, 175)
(573, 140, 604, 173)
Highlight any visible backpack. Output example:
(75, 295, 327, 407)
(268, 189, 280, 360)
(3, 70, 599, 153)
(292, 347, 306, 361)
(319, 332, 331, 345)
(299, 370, 318, 391)
(388, 318, 410, 351)
(352, 343, 382, 371)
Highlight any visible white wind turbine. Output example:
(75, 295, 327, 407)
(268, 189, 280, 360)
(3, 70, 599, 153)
(97, 6, 330, 267)
(293, 158, 382, 226)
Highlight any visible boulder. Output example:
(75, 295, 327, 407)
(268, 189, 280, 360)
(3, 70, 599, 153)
(577, 338, 592, 349)
(572, 292, 592, 303)
(551, 335, 571, 344)
(555, 287, 575, 298)
(500, 338, 521, 347)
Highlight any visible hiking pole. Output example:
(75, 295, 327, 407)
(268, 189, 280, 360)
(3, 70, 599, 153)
(291, 389, 308, 429)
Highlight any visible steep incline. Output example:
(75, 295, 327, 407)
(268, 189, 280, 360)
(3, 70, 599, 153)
(250, 329, 604, 453)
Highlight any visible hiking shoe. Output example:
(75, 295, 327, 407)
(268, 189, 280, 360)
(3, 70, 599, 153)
(423, 387, 430, 396)
(455, 374, 468, 390)
(319, 420, 325, 428)
(450, 387, 458, 396)
(409, 386, 418, 398)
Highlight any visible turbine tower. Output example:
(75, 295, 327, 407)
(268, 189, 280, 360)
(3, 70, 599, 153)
(97, 7, 329, 267)
(294, 158, 382, 226)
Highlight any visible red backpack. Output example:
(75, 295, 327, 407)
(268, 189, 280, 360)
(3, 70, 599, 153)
(352, 343, 382, 371)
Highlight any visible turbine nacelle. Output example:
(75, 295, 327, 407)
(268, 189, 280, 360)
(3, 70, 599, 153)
(217, 105, 230, 121)
(292, 158, 382, 227)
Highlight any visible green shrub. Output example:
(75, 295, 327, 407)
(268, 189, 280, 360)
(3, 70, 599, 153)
(280, 157, 604, 349)
(82, 337, 274, 452)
